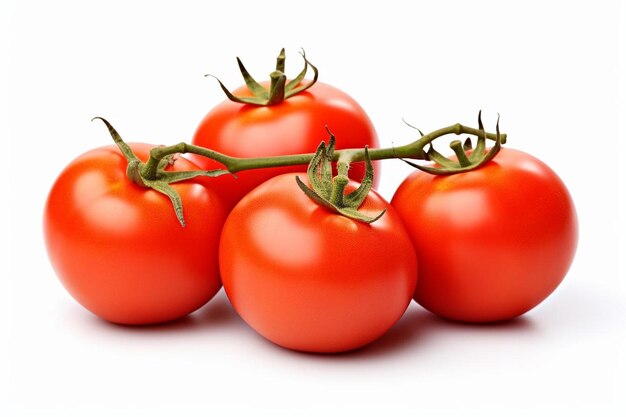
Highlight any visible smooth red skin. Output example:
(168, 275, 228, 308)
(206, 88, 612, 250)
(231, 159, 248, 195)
(219, 173, 418, 353)
(43, 143, 227, 325)
(191, 81, 380, 210)
(391, 148, 578, 323)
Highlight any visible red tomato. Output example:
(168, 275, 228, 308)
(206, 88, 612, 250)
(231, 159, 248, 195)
(391, 148, 578, 322)
(191, 81, 379, 209)
(43, 143, 227, 325)
(219, 173, 417, 353)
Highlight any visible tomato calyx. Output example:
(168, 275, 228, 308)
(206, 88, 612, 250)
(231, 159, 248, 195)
(296, 130, 385, 224)
(206, 48, 319, 106)
(399, 111, 504, 175)
(93, 117, 229, 227)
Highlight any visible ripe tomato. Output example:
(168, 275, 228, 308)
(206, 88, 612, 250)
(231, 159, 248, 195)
(191, 81, 379, 209)
(391, 148, 578, 322)
(219, 173, 417, 353)
(43, 143, 227, 325)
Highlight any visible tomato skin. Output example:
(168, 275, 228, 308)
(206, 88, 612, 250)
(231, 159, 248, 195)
(391, 148, 578, 323)
(43, 143, 227, 325)
(218, 173, 417, 353)
(191, 81, 379, 210)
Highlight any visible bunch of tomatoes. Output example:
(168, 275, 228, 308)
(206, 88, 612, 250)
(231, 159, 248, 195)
(43, 50, 578, 353)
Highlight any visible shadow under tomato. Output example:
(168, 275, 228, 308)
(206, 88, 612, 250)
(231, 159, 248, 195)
(287, 302, 537, 360)
(87, 289, 243, 334)
(359, 307, 536, 358)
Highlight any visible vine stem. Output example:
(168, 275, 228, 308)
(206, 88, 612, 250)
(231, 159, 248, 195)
(141, 123, 506, 181)
(94, 116, 505, 225)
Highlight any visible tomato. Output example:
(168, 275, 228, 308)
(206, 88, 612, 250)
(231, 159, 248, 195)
(191, 81, 379, 209)
(391, 147, 578, 322)
(43, 143, 227, 325)
(218, 173, 417, 353)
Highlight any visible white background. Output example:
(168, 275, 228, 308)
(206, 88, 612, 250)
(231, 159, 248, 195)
(2, 0, 625, 415)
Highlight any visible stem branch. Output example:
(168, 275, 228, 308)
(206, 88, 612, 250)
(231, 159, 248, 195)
(95, 116, 505, 225)
(138, 123, 505, 181)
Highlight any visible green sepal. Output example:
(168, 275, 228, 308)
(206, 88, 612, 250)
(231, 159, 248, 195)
(137, 168, 230, 227)
(296, 134, 384, 224)
(285, 49, 309, 91)
(336, 206, 386, 224)
(344, 146, 374, 207)
(237, 57, 267, 98)
(470, 110, 487, 163)
(295, 177, 385, 224)
(284, 50, 318, 99)
(206, 48, 318, 106)
(142, 179, 187, 227)
(399, 112, 503, 176)
(91, 117, 139, 163)
(425, 145, 458, 169)
(93, 117, 232, 227)
(307, 141, 331, 197)
(159, 169, 231, 183)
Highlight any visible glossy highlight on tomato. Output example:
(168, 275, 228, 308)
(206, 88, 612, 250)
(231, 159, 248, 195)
(219, 173, 417, 353)
(43, 143, 227, 325)
(391, 147, 578, 323)
(191, 81, 379, 209)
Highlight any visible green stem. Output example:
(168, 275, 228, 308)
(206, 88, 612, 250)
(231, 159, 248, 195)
(329, 175, 349, 206)
(268, 70, 287, 105)
(139, 123, 506, 181)
(91, 117, 139, 163)
(450, 140, 471, 167)
(276, 48, 286, 73)
(96, 116, 505, 225)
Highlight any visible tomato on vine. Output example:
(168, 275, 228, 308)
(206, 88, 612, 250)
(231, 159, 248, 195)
(391, 138, 578, 323)
(219, 137, 417, 353)
(44, 119, 228, 325)
(190, 49, 380, 209)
